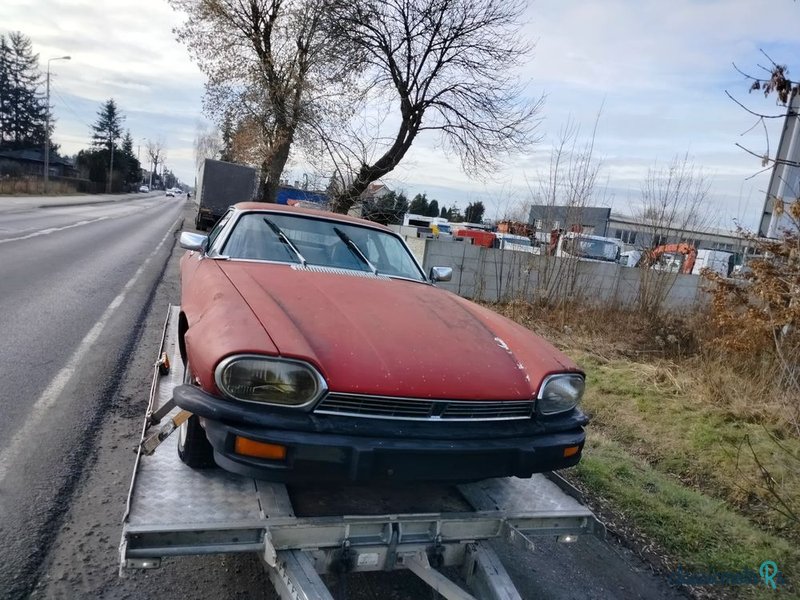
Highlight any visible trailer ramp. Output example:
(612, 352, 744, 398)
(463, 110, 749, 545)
(121, 306, 604, 600)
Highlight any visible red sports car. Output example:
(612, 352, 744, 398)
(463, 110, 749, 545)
(174, 203, 588, 482)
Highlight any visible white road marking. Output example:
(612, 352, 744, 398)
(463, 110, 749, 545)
(0, 216, 181, 485)
(0, 198, 165, 245)
(0, 217, 110, 245)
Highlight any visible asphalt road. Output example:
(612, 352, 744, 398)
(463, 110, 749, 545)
(0, 193, 184, 598)
(1, 197, 688, 599)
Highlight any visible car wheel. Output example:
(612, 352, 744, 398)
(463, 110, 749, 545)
(177, 362, 216, 469)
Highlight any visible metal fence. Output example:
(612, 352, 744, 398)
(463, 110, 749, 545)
(418, 239, 708, 312)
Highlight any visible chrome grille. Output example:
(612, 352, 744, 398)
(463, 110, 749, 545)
(315, 393, 534, 421)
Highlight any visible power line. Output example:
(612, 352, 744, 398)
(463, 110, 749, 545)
(48, 83, 93, 130)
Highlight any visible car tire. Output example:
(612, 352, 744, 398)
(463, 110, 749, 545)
(177, 362, 216, 469)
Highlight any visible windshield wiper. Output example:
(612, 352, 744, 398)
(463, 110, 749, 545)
(263, 217, 307, 266)
(333, 227, 378, 275)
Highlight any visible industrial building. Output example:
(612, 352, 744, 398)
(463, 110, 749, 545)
(527, 204, 752, 261)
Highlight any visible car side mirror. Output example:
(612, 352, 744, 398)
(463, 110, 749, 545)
(429, 266, 453, 282)
(180, 231, 208, 252)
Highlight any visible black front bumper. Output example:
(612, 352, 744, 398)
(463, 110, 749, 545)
(174, 384, 587, 483)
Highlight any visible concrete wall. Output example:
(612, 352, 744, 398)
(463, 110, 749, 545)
(421, 239, 707, 311)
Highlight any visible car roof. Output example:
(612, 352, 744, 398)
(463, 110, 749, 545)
(233, 202, 393, 232)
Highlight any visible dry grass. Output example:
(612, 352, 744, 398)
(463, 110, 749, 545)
(578, 352, 800, 533)
(489, 299, 800, 596)
(0, 177, 78, 195)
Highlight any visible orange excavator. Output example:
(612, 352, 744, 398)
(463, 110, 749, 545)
(642, 243, 697, 274)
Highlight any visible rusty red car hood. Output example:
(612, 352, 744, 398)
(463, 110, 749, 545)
(214, 262, 578, 400)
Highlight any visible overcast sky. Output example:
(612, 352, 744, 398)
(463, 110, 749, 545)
(2, 0, 798, 229)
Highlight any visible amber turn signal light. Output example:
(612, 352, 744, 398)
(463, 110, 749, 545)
(563, 445, 581, 458)
(234, 437, 287, 461)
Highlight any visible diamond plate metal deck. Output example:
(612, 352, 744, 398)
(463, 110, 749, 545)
(458, 476, 591, 515)
(127, 436, 264, 526)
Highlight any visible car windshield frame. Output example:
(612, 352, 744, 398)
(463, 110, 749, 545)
(215, 210, 428, 283)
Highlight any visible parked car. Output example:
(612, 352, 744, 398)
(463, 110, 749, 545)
(139, 185, 150, 193)
(166, 189, 175, 197)
(174, 203, 588, 483)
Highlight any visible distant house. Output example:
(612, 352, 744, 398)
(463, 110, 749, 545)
(362, 182, 392, 199)
(0, 149, 77, 178)
(347, 181, 393, 218)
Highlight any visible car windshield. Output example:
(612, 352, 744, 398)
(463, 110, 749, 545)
(564, 236, 619, 261)
(222, 212, 426, 281)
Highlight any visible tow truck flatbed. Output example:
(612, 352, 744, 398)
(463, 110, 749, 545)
(120, 306, 604, 599)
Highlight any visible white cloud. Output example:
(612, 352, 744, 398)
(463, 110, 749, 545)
(2, 0, 799, 228)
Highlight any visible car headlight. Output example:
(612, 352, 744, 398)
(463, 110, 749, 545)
(537, 373, 585, 416)
(215, 356, 326, 408)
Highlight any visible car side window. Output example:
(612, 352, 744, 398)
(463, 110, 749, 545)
(207, 211, 233, 251)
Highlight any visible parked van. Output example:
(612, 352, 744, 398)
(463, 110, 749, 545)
(495, 233, 535, 253)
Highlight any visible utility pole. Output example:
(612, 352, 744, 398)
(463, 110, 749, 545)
(44, 55, 71, 193)
(138, 137, 146, 183)
(107, 138, 115, 193)
(762, 93, 800, 238)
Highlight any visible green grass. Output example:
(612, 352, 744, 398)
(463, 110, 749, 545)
(569, 354, 800, 597)
(492, 301, 800, 596)
(578, 353, 800, 533)
(575, 435, 798, 595)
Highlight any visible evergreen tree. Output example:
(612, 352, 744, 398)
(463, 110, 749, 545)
(361, 191, 409, 226)
(76, 148, 110, 184)
(91, 98, 124, 152)
(427, 199, 439, 218)
(163, 168, 177, 189)
(440, 206, 448, 219)
(0, 36, 10, 146)
(465, 201, 486, 223)
(409, 193, 428, 214)
(119, 130, 141, 186)
(0, 32, 48, 150)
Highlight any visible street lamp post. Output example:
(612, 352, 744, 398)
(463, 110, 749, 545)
(107, 135, 115, 193)
(44, 55, 71, 194)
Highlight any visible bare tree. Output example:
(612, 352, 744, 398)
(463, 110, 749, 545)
(526, 120, 605, 309)
(325, 0, 541, 213)
(634, 154, 712, 315)
(193, 122, 222, 172)
(146, 139, 166, 187)
(170, 0, 355, 203)
(725, 51, 800, 185)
